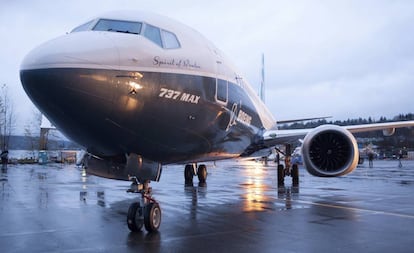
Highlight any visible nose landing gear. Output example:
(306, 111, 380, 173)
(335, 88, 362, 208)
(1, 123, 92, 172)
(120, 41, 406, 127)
(127, 177, 161, 233)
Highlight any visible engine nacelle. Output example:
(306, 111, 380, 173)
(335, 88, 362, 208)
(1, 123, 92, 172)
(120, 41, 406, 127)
(301, 125, 359, 177)
(126, 153, 162, 182)
(84, 153, 162, 182)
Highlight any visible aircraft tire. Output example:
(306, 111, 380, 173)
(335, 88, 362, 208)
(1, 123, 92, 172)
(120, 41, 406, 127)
(144, 202, 161, 232)
(197, 164, 207, 183)
(292, 164, 299, 186)
(127, 202, 143, 232)
(184, 164, 194, 185)
(277, 164, 284, 186)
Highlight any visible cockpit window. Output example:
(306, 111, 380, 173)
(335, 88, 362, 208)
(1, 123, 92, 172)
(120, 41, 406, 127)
(93, 19, 142, 34)
(71, 20, 95, 33)
(143, 24, 162, 47)
(162, 30, 180, 49)
(71, 18, 181, 49)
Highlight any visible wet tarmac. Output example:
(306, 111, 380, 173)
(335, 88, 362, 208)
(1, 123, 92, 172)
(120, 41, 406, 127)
(1, 159, 414, 252)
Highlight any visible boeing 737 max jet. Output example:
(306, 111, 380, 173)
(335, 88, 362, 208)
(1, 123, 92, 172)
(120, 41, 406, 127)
(20, 11, 414, 232)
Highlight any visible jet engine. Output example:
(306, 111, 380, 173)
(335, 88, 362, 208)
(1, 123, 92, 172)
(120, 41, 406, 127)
(83, 153, 162, 182)
(301, 125, 359, 177)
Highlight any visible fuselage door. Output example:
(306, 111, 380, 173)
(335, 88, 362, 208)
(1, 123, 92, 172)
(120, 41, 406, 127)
(215, 61, 228, 104)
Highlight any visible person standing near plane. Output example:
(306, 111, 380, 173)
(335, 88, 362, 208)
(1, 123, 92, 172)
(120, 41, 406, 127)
(1, 150, 8, 170)
(398, 149, 403, 168)
(368, 151, 374, 168)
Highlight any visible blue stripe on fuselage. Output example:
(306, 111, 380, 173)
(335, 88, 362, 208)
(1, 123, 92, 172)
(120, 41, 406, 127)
(21, 68, 264, 163)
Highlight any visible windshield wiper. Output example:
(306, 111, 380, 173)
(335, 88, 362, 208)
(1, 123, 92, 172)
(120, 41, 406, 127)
(107, 29, 139, 34)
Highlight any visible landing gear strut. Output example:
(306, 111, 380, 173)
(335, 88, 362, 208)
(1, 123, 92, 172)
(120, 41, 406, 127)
(127, 177, 161, 232)
(276, 143, 299, 187)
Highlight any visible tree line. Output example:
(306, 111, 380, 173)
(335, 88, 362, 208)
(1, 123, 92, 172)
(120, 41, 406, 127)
(0, 84, 15, 152)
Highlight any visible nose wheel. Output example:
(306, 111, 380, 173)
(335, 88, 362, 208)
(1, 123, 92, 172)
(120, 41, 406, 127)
(127, 178, 161, 233)
(127, 202, 144, 231)
(144, 202, 161, 232)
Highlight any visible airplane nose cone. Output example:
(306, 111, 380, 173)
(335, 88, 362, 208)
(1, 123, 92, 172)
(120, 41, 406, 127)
(20, 32, 119, 71)
(19, 32, 121, 153)
(20, 32, 120, 119)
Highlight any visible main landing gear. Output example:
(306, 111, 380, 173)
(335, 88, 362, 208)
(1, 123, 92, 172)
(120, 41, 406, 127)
(184, 164, 207, 186)
(276, 143, 299, 187)
(127, 177, 161, 233)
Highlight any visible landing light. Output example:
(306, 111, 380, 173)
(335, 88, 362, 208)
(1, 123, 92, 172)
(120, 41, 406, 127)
(128, 81, 143, 95)
(129, 81, 143, 90)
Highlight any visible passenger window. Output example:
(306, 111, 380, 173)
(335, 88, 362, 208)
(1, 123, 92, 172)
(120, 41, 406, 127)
(144, 24, 162, 47)
(93, 19, 142, 34)
(162, 30, 180, 49)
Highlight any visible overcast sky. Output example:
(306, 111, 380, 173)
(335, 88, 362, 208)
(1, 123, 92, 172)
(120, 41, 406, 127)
(1, 0, 414, 133)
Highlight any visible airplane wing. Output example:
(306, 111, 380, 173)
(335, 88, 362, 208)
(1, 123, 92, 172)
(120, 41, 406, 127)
(277, 116, 332, 124)
(263, 120, 414, 147)
(259, 120, 414, 178)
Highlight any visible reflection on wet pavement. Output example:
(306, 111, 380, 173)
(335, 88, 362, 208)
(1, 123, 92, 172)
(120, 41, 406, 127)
(241, 162, 270, 212)
(1, 160, 414, 252)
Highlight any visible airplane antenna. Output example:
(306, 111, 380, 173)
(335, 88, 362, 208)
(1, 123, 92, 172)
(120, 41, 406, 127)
(259, 53, 265, 103)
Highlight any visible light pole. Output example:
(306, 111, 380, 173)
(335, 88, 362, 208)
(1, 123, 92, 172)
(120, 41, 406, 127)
(1, 84, 5, 151)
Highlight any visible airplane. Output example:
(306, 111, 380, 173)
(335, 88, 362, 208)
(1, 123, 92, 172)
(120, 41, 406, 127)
(20, 10, 414, 233)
